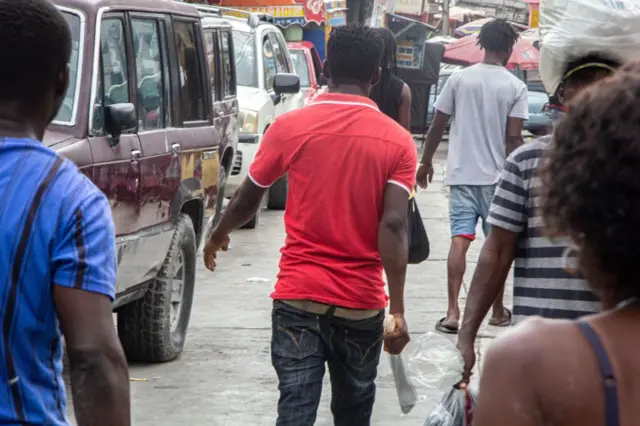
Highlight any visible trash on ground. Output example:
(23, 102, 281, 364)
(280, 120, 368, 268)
(246, 277, 272, 283)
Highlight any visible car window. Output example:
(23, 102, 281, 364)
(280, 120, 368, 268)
(220, 31, 236, 97)
(205, 31, 219, 101)
(54, 12, 81, 124)
(233, 30, 257, 88)
(268, 33, 288, 73)
(173, 21, 207, 122)
(289, 49, 310, 88)
(132, 18, 165, 131)
(93, 18, 129, 134)
(262, 35, 277, 90)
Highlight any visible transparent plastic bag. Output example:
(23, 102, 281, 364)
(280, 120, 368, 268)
(424, 386, 478, 426)
(539, 0, 640, 94)
(407, 331, 463, 392)
(385, 331, 463, 415)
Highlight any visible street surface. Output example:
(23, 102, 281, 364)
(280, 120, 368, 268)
(68, 142, 513, 425)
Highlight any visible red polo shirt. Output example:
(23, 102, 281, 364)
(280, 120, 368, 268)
(248, 93, 417, 309)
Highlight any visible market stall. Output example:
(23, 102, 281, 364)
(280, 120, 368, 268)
(386, 12, 442, 134)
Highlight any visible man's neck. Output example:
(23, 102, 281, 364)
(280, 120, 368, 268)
(482, 53, 505, 67)
(0, 118, 42, 141)
(327, 82, 370, 97)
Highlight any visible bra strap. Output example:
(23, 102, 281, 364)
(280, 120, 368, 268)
(576, 320, 620, 426)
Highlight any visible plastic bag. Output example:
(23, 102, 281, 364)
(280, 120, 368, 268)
(424, 386, 478, 426)
(539, 0, 640, 94)
(407, 331, 463, 392)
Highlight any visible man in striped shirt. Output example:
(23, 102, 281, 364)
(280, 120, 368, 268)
(0, 1, 130, 424)
(457, 56, 621, 379)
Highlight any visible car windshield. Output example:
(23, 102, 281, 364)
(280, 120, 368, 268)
(233, 30, 257, 88)
(53, 11, 81, 124)
(289, 49, 311, 88)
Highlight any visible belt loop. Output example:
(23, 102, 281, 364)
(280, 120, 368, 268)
(326, 306, 337, 318)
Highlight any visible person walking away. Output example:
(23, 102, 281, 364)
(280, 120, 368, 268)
(370, 27, 413, 130)
(456, 55, 619, 381)
(416, 19, 528, 333)
(0, 1, 130, 425)
(204, 24, 417, 426)
(473, 61, 640, 426)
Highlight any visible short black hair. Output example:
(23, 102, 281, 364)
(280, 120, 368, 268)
(477, 19, 519, 54)
(326, 24, 384, 84)
(563, 54, 620, 89)
(0, 0, 71, 102)
(541, 65, 640, 297)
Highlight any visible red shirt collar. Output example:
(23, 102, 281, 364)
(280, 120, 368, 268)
(312, 92, 379, 110)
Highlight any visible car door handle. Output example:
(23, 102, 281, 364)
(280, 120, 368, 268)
(171, 143, 181, 156)
(131, 149, 141, 161)
(217, 111, 225, 118)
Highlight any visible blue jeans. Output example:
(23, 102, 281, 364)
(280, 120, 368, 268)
(271, 300, 384, 426)
(449, 184, 496, 240)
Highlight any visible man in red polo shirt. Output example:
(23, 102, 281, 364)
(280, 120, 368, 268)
(204, 24, 417, 425)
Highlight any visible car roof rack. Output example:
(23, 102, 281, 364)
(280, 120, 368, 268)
(190, 4, 275, 28)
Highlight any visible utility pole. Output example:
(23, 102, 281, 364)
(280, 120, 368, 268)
(441, 0, 450, 35)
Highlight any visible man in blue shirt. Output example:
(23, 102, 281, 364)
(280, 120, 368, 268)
(0, 0, 130, 424)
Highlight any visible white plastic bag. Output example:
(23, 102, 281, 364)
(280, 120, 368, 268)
(407, 331, 463, 392)
(424, 386, 478, 426)
(539, 0, 640, 94)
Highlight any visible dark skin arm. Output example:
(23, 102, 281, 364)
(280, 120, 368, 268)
(397, 83, 412, 131)
(204, 178, 267, 271)
(416, 110, 450, 188)
(457, 226, 518, 380)
(379, 184, 411, 354)
(506, 117, 525, 156)
(54, 288, 130, 426)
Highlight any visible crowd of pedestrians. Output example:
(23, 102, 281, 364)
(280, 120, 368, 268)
(2, 0, 640, 424)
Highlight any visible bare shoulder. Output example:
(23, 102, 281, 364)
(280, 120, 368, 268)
(483, 317, 581, 375)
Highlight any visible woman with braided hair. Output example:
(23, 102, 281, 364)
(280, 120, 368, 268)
(370, 27, 412, 130)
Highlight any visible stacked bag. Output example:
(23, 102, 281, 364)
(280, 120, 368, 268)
(539, 0, 640, 94)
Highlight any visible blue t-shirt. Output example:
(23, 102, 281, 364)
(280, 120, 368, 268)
(0, 138, 116, 425)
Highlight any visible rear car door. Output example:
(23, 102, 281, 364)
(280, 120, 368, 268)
(128, 12, 177, 283)
(88, 13, 144, 294)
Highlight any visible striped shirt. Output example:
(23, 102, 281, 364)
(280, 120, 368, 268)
(487, 137, 600, 323)
(0, 138, 116, 425)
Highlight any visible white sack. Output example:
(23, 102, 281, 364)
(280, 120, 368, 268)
(539, 0, 640, 94)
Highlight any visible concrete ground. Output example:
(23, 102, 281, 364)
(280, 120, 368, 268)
(67, 143, 513, 425)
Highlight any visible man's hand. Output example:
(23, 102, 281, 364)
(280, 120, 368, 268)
(416, 163, 434, 189)
(204, 233, 230, 271)
(457, 334, 476, 383)
(384, 313, 410, 355)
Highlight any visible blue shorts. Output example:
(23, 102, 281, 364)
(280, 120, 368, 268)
(449, 185, 496, 240)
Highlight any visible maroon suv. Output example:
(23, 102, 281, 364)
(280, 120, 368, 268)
(49, 0, 238, 362)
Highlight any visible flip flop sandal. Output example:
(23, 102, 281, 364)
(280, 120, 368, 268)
(488, 308, 512, 327)
(435, 317, 459, 334)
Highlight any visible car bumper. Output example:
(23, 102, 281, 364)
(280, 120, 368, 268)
(226, 133, 261, 197)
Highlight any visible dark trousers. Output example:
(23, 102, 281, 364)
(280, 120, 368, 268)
(271, 300, 384, 426)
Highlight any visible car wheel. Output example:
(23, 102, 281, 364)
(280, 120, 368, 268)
(117, 213, 196, 362)
(267, 174, 287, 210)
(240, 207, 260, 229)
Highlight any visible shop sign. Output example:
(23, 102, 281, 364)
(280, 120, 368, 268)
(304, 0, 327, 24)
(221, 6, 307, 26)
(392, 0, 422, 15)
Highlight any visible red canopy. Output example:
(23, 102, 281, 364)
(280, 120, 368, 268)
(442, 34, 539, 70)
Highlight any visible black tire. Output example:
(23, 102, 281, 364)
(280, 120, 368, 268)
(240, 208, 260, 229)
(267, 174, 288, 210)
(117, 214, 197, 362)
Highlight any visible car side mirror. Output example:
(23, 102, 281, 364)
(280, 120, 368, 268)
(274, 73, 300, 95)
(105, 103, 136, 147)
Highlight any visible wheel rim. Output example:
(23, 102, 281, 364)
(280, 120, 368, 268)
(170, 248, 186, 333)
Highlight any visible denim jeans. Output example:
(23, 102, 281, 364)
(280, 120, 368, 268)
(271, 300, 384, 426)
